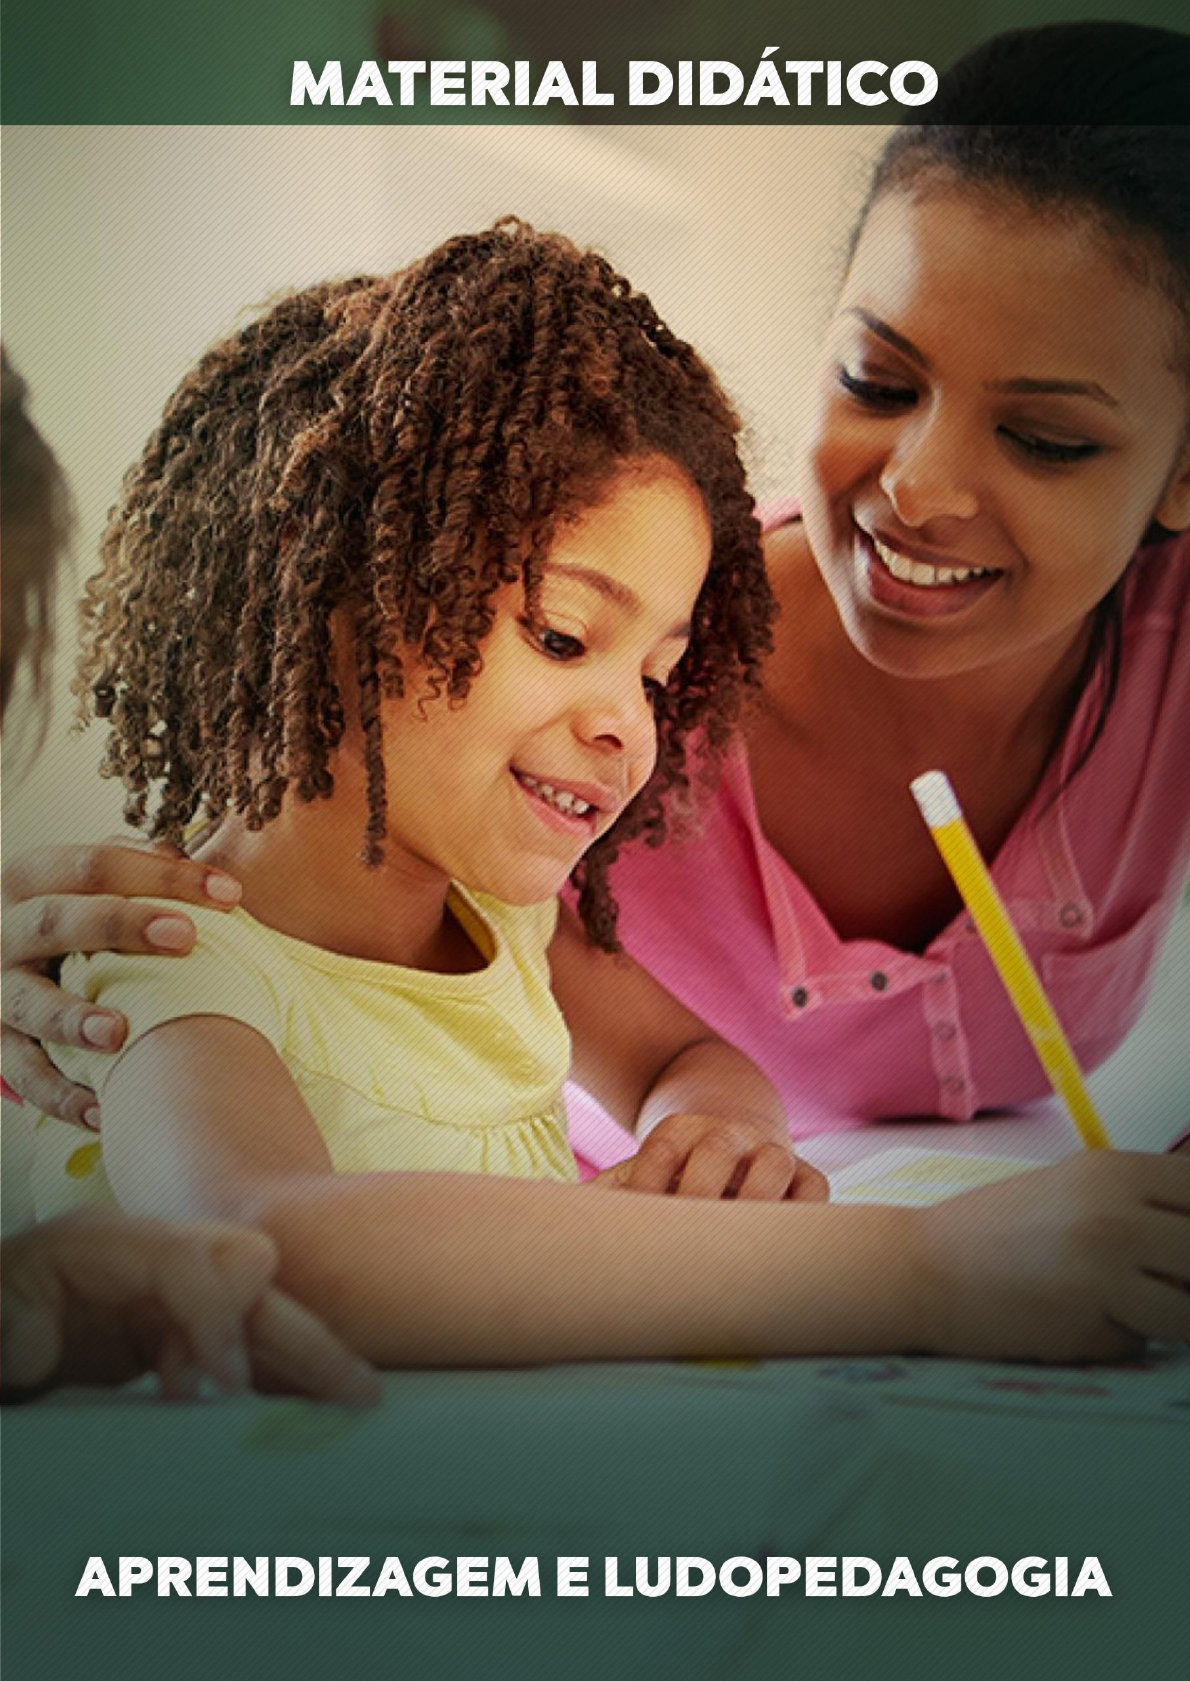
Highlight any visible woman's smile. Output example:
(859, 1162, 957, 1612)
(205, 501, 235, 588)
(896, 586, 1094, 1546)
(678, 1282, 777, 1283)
(854, 525, 1006, 621)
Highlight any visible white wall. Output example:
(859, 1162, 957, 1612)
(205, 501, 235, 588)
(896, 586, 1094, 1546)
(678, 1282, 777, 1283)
(2, 123, 887, 852)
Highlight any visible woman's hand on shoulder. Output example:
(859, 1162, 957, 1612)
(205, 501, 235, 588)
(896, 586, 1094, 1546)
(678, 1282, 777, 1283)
(0, 837, 241, 1127)
(589, 1111, 830, 1202)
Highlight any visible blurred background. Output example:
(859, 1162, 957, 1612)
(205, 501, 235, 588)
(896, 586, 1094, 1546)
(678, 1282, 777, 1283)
(1, 123, 888, 845)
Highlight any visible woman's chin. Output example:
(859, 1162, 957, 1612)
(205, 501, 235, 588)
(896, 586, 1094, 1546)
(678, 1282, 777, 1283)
(836, 595, 1002, 682)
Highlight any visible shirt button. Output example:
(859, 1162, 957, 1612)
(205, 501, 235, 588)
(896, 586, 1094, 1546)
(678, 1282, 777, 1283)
(869, 971, 889, 992)
(933, 1021, 957, 1042)
(1060, 903, 1084, 929)
(943, 1075, 966, 1095)
(791, 986, 810, 1009)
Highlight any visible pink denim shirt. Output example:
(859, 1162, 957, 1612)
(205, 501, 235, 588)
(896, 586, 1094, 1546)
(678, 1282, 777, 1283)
(571, 515, 1190, 1167)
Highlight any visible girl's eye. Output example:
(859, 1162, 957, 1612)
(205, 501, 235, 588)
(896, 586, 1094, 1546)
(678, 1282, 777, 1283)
(530, 623, 586, 661)
(837, 365, 916, 410)
(1000, 429, 1102, 466)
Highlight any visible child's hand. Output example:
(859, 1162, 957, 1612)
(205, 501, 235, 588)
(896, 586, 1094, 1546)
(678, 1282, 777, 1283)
(1, 1209, 379, 1403)
(907, 1151, 1190, 1362)
(589, 1112, 829, 1201)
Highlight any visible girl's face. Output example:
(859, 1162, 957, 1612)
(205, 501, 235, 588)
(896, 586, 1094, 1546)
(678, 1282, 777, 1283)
(376, 458, 712, 903)
(800, 188, 1190, 681)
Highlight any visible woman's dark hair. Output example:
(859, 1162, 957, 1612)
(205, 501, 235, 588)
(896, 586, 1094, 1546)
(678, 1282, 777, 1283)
(852, 23, 1190, 787)
(1, 347, 73, 723)
(78, 220, 774, 949)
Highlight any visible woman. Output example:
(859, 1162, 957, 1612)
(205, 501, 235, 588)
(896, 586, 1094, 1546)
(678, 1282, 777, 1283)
(596, 95, 1190, 1146)
(4, 24, 1190, 1160)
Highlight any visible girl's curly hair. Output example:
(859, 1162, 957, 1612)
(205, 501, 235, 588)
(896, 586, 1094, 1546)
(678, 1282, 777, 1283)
(78, 219, 774, 948)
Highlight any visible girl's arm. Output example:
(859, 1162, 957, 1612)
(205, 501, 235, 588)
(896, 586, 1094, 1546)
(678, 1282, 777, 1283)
(96, 1012, 1190, 1366)
(549, 907, 826, 1198)
(98, 1011, 904, 1361)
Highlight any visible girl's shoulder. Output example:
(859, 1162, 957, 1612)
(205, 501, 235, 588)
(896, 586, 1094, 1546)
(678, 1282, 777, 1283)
(62, 898, 286, 987)
(58, 901, 291, 1099)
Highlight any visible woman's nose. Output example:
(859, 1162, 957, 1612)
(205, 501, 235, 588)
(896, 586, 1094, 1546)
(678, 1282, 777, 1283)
(880, 415, 980, 528)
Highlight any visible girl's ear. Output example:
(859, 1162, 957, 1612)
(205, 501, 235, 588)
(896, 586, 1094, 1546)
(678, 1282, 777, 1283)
(1154, 438, 1190, 531)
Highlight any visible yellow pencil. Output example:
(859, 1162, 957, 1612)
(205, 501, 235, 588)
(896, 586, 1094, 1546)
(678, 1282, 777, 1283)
(910, 769, 1111, 1150)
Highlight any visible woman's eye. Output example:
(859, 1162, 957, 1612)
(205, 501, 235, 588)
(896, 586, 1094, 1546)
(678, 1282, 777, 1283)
(531, 624, 586, 661)
(1000, 429, 1102, 466)
(837, 365, 916, 410)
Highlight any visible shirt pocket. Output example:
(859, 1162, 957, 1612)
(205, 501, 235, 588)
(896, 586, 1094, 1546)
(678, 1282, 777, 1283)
(1039, 901, 1171, 1066)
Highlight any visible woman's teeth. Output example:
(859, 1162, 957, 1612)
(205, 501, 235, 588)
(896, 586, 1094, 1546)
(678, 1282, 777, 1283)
(517, 773, 594, 818)
(871, 535, 994, 588)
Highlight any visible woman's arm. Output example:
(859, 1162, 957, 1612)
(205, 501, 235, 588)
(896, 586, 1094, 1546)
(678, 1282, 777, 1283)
(549, 907, 826, 1199)
(95, 1012, 1190, 1366)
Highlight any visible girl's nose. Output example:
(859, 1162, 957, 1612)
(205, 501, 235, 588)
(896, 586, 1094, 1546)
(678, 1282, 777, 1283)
(572, 681, 656, 764)
(879, 416, 980, 528)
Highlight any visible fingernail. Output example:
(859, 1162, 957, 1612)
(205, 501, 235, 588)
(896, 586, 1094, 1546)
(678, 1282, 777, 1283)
(83, 1105, 102, 1132)
(82, 1014, 123, 1050)
(146, 915, 194, 950)
(205, 872, 242, 905)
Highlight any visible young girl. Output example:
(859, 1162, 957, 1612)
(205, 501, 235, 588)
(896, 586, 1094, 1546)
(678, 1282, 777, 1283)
(11, 221, 1190, 1370)
(29, 221, 805, 1216)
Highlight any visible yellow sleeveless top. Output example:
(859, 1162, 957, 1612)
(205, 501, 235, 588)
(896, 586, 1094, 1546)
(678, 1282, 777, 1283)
(33, 887, 576, 1221)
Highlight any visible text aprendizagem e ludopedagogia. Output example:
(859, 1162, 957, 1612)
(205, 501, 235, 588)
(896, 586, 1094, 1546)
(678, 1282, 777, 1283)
(77, 1554, 1112, 1600)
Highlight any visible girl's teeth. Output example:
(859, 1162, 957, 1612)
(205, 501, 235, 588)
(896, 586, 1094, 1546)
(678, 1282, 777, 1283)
(872, 537, 991, 588)
(519, 774, 592, 817)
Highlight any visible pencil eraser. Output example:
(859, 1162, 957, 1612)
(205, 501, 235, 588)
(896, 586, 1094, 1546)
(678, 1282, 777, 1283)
(910, 770, 961, 829)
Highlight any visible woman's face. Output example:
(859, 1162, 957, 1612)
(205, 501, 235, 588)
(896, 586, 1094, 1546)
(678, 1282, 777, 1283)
(799, 187, 1190, 680)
